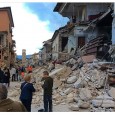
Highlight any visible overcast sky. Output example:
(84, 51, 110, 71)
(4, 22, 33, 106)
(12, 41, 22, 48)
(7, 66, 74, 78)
(0, 2, 68, 55)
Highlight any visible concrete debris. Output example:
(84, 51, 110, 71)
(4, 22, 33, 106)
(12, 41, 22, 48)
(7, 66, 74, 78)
(69, 104, 79, 111)
(49, 67, 64, 77)
(7, 59, 115, 112)
(108, 87, 115, 99)
(73, 77, 82, 88)
(48, 63, 55, 71)
(95, 94, 113, 100)
(67, 98, 74, 103)
(67, 93, 74, 98)
(67, 76, 77, 84)
(92, 100, 115, 108)
(63, 88, 73, 95)
(73, 97, 78, 103)
(72, 63, 78, 71)
(53, 94, 60, 100)
(53, 78, 62, 89)
(49, 67, 72, 79)
(92, 93, 115, 108)
(55, 64, 64, 69)
(65, 58, 77, 65)
(79, 88, 92, 101)
(60, 78, 66, 82)
(77, 55, 96, 63)
(79, 102, 90, 109)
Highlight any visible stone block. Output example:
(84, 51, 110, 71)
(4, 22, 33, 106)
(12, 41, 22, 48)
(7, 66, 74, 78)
(64, 88, 73, 95)
(67, 76, 77, 84)
(108, 87, 115, 99)
(79, 102, 90, 109)
(69, 104, 79, 111)
(92, 100, 115, 108)
(79, 88, 92, 101)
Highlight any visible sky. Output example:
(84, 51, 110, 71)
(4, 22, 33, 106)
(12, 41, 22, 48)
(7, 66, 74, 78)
(0, 2, 69, 55)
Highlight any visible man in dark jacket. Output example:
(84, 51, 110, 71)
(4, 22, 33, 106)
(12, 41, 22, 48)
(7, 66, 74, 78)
(0, 84, 27, 112)
(0, 68, 4, 83)
(41, 71, 53, 112)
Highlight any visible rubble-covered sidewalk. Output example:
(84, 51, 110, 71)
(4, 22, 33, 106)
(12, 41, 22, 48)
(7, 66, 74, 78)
(8, 58, 115, 112)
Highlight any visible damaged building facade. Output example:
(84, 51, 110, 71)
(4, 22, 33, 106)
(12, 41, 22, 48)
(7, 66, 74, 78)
(28, 53, 39, 66)
(54, 3, 114, 61)
(52, 26, 69, 61)
(112, 3, 115, 44)
(0, 7, 16, 68)
(40, 39, 52, 63)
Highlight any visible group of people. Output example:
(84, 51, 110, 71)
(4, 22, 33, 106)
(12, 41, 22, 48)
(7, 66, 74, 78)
(0, 70, 53, 112)
(0, 65, 26, 88)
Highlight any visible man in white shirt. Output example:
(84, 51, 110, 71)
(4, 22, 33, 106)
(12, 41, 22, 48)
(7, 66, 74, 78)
(10, 67, 16, 82)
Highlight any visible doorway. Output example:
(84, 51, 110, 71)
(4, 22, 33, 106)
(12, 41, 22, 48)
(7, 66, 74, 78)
(78, 36, 85, 48)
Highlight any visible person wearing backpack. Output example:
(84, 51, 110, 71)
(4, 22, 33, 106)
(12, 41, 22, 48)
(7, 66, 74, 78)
(20, 74, 35, 112)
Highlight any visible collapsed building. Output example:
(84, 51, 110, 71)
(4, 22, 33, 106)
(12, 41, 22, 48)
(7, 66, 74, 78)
(29, 53, 39, 66)
(8, 58, 115, 112)
(52, 26, 69, 61)
(39, 39, 52, 64)
(53, 3, 114, 62)
(7, 3, 115, 112)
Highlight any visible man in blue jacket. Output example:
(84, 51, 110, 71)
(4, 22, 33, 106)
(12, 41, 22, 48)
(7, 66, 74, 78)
(20, 74, 35, 112)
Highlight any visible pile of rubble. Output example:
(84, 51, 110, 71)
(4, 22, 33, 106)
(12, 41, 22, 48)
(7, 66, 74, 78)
(8, 58, 115, 112)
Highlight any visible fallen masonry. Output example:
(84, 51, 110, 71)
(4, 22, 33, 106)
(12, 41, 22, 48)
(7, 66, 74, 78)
(8, 59, 115, 112)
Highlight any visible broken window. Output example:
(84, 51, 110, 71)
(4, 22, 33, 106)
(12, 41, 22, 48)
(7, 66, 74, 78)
(78, 37, 85, 48)
(53, 46, 55, 51)
(61, 37, 68, 52)
(77, 5, 87, 21)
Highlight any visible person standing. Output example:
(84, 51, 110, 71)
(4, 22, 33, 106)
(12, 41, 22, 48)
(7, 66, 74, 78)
(7, 68, 10, 87)
(20, 74, 35, 112)
(21, 66, 25, 72)
(0, 68, 4, 84)
(10, 66, 16, 82)
(27, 65, 32, 73)
(0, 84, 27, 112)
(41, 71, 53, 112)
(18, 66, 22, 81)
(3, 67, 10, 88)
(16, 67, 19, 81)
